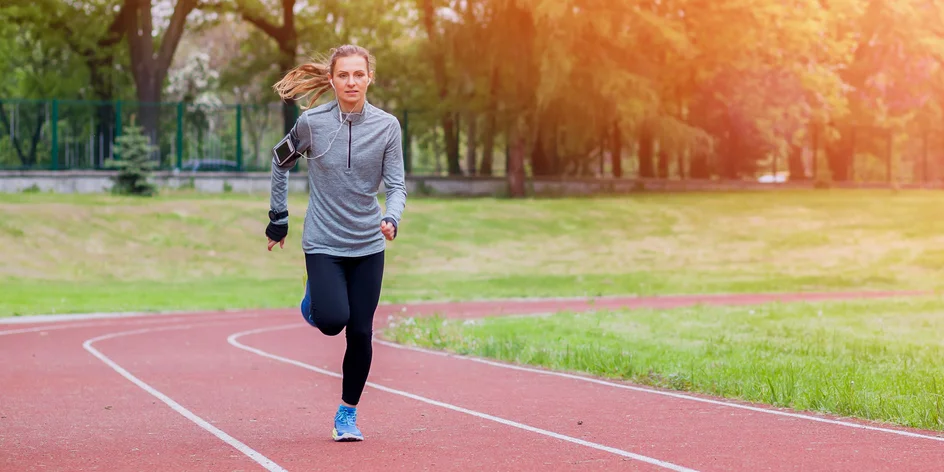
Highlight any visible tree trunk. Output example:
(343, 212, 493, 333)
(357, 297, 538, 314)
(720, 135, 740, 179)
(658, 146, 670, 178)
(637, 123, 655, 178)
(826, 129, 853, 181)
(480, 117, 495, 176)
(507, 122, 527, 197)
(126, 0, 197, 147)
(787, 143, 807, 181)
(530, 121, 552, 176)
(279, 53, 297, 135)
(465, 112, 477, 175)
(690, 148, 710, 179)
(611, 120, 622, 178)
(548, 117, 560, 176)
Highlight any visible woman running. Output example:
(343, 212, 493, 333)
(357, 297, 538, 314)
(264, 44, 407, 442)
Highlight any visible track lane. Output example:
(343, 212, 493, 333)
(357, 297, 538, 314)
(236, 323, 944, 472)
(0, 315, 282, 472)
(2, 290, 941, 471)
(83, 317, 683, 471)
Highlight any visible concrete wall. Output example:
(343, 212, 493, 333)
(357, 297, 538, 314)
(1, 170, 940, 196)
(0, 170, 309, 195)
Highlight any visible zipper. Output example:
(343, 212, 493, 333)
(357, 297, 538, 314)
(347, 121, 352, 169)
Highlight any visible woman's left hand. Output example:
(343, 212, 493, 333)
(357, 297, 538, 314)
(380, 220, 396, 241)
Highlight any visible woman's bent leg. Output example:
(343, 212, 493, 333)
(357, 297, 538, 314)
(340, 250, 385, 406)
(303, 253, 350, 336)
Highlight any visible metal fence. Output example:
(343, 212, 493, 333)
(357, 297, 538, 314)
(0, 98, 510, 177)
(0, 98, 293, 172)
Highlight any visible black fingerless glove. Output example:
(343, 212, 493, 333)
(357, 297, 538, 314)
(266, 222, 288, 241)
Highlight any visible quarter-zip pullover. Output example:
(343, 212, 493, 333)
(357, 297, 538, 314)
(269, 99, 407, 257)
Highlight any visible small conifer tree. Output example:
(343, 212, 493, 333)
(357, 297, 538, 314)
(105, 120, 159, 197)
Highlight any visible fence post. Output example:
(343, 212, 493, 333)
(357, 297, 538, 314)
(236, 104, 243, 171)
(114, 100, 122, 160)
(51, 99, 59, 170)
(402, 109, 411, 174)
(176, 102, 183, 169)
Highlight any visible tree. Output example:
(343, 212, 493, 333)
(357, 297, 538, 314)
(105, 121, 159, 196)
(125, 0, 200, 146)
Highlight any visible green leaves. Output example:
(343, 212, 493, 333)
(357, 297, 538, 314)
(4, 0, 944, 180)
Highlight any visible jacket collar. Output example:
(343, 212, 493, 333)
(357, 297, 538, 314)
(335, 99, 371, 125)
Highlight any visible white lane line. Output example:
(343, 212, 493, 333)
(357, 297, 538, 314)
(1, 322, 105, 336)
(373, 338, 944, 443)
(0, 312, 277, 337)
(2, 318, 211, 336)
(227, 324, 699, 472)
(1, 310, 192, 324)
(0, 308, 293, 325)
(83, 318, 287, 472)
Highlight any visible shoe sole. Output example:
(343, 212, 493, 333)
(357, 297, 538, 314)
(332, 428, 364, 442)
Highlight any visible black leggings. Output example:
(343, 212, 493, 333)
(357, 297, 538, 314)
(304, 251, 384, 406)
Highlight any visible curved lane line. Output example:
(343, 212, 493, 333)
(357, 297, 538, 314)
(82, 318, 288, 472)
(228, 324, 700, 472)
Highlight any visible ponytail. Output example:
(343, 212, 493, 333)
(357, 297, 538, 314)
(272, 60, 331, 110)
(273, 45, 375, 109)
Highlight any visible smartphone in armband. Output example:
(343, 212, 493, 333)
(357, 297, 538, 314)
(272, 133, 300, 167)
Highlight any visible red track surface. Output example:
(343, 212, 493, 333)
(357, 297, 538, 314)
(2, 291, 942, 471)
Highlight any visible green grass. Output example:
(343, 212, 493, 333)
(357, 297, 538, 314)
(3, 188, 944, 316)
(383, 296, 944, 431)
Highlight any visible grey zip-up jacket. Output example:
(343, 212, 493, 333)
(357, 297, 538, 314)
(269, 99, 407, 257)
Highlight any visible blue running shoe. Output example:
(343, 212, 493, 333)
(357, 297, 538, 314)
(332, 404, 364, 442)
(300, 276, 317, 328)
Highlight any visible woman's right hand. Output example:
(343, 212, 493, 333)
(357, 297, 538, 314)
(265, 222, 288, 251)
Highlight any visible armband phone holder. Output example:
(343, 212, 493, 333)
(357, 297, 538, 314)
(272, 133, 301, 167)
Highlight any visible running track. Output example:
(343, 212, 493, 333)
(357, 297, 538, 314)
(2, 291, 942, 471)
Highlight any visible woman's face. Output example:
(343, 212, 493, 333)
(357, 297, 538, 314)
(331, 55, 372, 110)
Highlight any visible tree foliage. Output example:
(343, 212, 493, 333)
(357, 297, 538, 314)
(105, 122, 159, 196)
(3, 0, 944, 189)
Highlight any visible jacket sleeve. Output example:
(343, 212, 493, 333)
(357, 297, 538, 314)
(269, 114, 312, 225)
(381, 117, 408, 228)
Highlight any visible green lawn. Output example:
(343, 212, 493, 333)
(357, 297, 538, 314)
(383, 295, 944, 431)
(2, 188, 944, 316)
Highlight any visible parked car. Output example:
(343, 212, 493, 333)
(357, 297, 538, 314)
(179, 159, 240, 172)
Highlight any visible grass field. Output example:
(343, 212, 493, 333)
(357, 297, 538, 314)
(383, 295, 944, 431)
(2, 188, 944, 316)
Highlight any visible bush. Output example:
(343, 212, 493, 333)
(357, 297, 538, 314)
(104, 124, 159, 197)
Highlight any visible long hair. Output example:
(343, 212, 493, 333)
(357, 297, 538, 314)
(272, 45, 375, 109)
